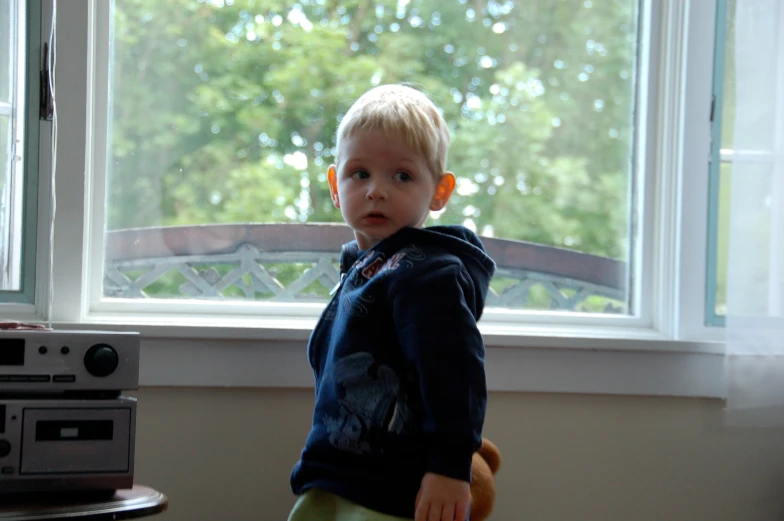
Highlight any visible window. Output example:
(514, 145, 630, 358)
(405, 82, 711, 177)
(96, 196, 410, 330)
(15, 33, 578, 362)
(37, 1, 719, 343)
(0, 0, 40, 303)
(97, 0, 642, 319)
(706, 0, 784, 326)
(12, 0, 730, 394)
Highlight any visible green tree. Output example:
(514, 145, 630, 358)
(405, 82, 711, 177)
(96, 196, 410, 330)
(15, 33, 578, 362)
(109, 0, 638, 262)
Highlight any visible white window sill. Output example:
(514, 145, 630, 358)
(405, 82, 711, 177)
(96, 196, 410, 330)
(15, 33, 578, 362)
(53, 316, 727, 399)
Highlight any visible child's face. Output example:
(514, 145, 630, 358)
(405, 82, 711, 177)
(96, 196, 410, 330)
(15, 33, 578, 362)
(328, 128, 455, 251)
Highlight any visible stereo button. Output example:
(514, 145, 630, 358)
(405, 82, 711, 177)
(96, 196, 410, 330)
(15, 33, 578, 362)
(53, 375, 76, 383)
(84, 344, 119, 377)
(0, 440, 10, 458)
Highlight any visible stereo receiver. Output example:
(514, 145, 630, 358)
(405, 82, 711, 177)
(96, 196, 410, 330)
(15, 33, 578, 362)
(0, 330, 139, 394)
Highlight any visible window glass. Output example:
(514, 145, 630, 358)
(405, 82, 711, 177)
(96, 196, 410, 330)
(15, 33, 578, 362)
(0, 0, 26, 293)
(105, 0, 640, 314)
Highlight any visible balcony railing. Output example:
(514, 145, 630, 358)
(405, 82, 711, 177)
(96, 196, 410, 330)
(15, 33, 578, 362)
(104, 223, 627, 312)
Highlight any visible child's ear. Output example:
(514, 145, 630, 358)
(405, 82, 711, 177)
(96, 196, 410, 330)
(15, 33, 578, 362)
(328, 165, 340, 208)
(430, 172, 456, 211)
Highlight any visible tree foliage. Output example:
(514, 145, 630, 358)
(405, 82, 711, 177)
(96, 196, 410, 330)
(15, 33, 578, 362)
(109, 0, 638, 260)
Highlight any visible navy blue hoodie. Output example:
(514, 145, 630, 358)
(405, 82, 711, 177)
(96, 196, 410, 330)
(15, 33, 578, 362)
(290, 225, 496, 518)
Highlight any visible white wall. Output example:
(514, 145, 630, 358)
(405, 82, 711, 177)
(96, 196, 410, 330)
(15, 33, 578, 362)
(129, 388, 784, 521)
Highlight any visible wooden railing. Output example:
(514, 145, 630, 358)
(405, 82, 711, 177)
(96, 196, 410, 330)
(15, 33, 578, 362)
(103, 223, 627, 312)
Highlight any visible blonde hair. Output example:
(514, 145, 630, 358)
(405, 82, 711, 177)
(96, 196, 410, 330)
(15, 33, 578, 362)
(335, 84, 451, 179)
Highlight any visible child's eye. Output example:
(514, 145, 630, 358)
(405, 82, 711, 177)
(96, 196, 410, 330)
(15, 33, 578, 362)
(350, 170, 369, 180)
(394, 171, 412, 182)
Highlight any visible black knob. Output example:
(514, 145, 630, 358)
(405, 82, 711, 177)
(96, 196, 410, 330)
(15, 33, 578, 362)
(84, 344, 119, 377)
(0, 440, 10, 458)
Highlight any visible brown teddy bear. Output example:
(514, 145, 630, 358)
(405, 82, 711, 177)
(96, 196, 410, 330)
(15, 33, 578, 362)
(469, 438, 502, 521)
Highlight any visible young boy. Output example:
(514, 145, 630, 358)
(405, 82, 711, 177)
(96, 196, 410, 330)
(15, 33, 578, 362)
(288, 84, 495, 521)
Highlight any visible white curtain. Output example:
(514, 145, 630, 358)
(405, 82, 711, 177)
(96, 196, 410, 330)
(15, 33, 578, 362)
(723, 0, 784, 427)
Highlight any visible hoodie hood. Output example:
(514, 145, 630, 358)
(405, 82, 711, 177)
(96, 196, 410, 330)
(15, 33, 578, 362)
(338, 225, 496, 314)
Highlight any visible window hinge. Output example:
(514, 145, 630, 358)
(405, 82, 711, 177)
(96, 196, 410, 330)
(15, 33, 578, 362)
(709, 94, 716, 123)
(40, 42, 54, 121)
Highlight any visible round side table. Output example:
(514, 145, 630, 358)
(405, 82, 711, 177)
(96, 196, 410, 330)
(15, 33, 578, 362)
(0, 485, 168, 521)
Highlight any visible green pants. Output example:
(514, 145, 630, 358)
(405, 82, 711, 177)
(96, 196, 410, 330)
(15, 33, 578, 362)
(287, 488, 412, 521)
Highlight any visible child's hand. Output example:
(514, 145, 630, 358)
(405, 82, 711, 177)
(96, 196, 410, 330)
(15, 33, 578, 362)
(414, 472, 470, 521)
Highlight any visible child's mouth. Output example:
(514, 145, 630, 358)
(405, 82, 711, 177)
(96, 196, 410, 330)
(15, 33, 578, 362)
(363, 212, 388, 224)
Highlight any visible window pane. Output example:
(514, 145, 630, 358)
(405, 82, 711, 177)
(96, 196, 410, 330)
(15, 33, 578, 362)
(719, 0, 735, 152)
(721, 0, 778, 153)
(0, 115, 8, 195)
(709, 0, 780, 324)
(714, 161, 731, 317)
(0, 0, 11, 102)
(721, 0, 784, 321)
(725, 162, 782, 316)
(104, 0, 639, 314)
(0, 0, 24, 293)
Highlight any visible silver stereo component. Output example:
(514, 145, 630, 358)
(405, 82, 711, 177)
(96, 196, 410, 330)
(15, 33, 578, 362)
(0, 330, 139, 393)
(0, 397, 136, 493)
(0, 329, 140, 494)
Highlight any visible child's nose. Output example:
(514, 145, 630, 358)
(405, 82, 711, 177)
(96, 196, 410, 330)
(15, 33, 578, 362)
(366, 181, 388, 200)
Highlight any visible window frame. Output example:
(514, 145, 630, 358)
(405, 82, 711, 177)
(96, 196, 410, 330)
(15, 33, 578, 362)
(0, 0, 45, 307)
(674, 0, 727, 344)
(16, 0, 729, 397)
(85, 0, 656, 329)
(705, 0, 728, 328)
